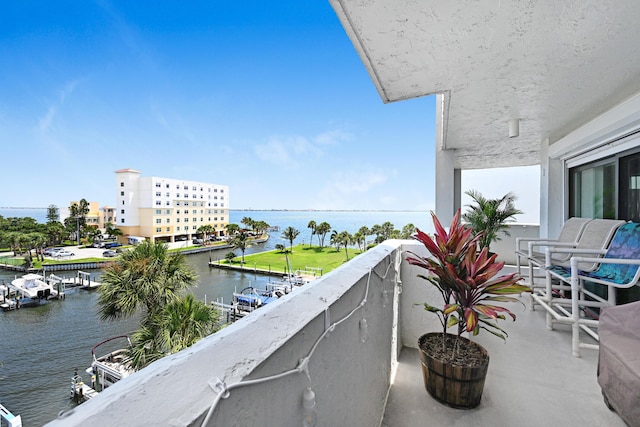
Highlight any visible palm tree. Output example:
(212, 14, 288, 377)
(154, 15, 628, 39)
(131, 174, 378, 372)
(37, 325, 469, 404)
(45, 221, 66, 245)
(6, 232, 21, 256)
(126, 294, 220, 370)
(462, 190, 523, 252)
(197, 224, 215, 243)
(337, 231, 352, 260)
(253, 220, 269, 237)
(353, 230, 366, 252)
(281, 226, 300, 252)
(357, 226, 370, 248)
(400, 223, 416, 239)
(241, 217, 254, 231)
(29, 232, 47, 262)
(225, 223, 240, 237)
(230, 231, 249, 263)
(105, 222, 123, 240)
(316, 222, 331, 248)
(329, 229, 339, 250)
(97, 241, 197, 321)
(307, 220, 317, 247)
(70, 199, 90, 245)
(86, 226, 103, 245)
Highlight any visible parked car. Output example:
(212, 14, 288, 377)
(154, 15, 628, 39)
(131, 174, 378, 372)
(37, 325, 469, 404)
(192, 238, 204, 245)
(91, 242, 105, 248)
(53, 250, 74, 257)
(104, 242, 122, 249)
(102, 250, 117, 258)
(44, 247, 64, 256)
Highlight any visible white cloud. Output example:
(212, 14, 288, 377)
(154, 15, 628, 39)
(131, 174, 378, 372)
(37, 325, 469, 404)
(253, 128, 352, 168)
(38, 105, 57, 134)
(313, 129, 352, 145)
(38, 79, 79, 135)
(332, 171, 387, 194)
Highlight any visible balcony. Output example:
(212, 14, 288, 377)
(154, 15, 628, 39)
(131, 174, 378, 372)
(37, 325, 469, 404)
(46, 240, 624, 426)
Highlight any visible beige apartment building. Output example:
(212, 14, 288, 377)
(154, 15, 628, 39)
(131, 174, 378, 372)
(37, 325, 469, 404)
(115, 168, 229, 243)
(68, 201, 115, 229)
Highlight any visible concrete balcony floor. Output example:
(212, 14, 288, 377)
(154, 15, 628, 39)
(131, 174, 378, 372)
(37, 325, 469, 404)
(382, 294, 626, 427)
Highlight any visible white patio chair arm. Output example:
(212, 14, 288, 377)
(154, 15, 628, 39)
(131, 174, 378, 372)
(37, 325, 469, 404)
(544, 247, 607, 267)
(571, 256, 640, 266)
(526, 240, 575, 256)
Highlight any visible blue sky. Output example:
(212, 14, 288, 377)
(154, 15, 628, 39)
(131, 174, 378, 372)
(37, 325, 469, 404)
(0, 1, 538, 221)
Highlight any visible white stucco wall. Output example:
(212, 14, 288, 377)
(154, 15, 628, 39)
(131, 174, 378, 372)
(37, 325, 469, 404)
(47, 243, 401, 427)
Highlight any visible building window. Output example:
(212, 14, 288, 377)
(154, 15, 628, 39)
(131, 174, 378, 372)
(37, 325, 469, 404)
(193, 217, 197, 222)
(156, 201, 161, 206)
(156, 183, 161, 188)
(166, 219, 170, 223)
(165, 209, 170, 214)
(156, 227, 162, 232)
(192, 194, 196, 199)
(177, 218, 180, 223)
(166, 192, 170, 197)
(156, 192, 161, 197)
(221, 203, 224, 207)
(177, 193, 180, 198)
(177, 209, 181, 214)
(120, 182, 124, 187)
(214, 188, 218, 192)
(166, 227, 170, 231)
(176, 201, 181, 206)
(185, 218, 189, 222)
(221, 217, 224, 221)
(184, 185, 188, 190)
(121, 218, 125, 223)
(166, 201, 170, 206)
(166, 184, 170, 188)
(177, 226, 181, 231)
(570, 159, 616, 219)
(156, 209, 161, 214)
(120, 191, 124, 196)
(192, 202, 197, 206)
(122, 201, 125, 205)
(192, 186, 196, 191)
(121, 209, 125, 214)
(156, 219, 161, 224)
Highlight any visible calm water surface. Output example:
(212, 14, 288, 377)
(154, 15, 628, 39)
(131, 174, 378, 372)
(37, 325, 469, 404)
(0, 210, 430, 425)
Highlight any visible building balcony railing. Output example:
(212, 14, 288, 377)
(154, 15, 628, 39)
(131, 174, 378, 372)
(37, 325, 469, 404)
(46, 240, 624, 427)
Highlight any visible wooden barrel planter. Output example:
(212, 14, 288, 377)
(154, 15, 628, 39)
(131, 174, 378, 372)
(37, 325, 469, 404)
(418, 332, 490, 409)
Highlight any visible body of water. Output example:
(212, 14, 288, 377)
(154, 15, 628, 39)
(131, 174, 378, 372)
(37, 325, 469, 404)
(0, 210, 430, 425)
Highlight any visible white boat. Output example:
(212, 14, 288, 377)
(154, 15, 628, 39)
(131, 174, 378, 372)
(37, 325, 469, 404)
(9, 273, 58, 301)
(0, 402, 22, 427)
(86, 335, 135, 392)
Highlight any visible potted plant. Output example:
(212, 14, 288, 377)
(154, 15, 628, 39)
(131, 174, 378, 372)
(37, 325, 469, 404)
(462, 190, 523, 253)
(405, 209, 529, 408)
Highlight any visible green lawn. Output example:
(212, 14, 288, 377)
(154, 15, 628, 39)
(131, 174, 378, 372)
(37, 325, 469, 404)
(225, 244, 363, 276)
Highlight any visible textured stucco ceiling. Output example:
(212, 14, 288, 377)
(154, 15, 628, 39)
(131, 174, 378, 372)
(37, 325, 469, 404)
(330, 0, 640, 169)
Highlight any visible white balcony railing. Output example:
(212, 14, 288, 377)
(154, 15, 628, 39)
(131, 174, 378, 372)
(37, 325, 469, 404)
(47, 242, 405, 427)
(46, 238, 623, 427)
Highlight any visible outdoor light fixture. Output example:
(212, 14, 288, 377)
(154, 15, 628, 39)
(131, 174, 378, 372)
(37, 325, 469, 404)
(509, 119, 520, 138)
(359, 318, 369, 343)
(302, 387, 318, 427)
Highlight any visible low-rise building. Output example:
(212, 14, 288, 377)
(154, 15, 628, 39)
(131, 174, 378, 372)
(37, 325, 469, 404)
(115, 168, 229, 243)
